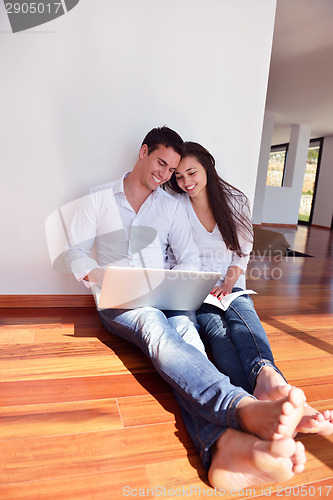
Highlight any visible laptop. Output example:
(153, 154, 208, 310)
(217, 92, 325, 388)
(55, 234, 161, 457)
(94, 266, 221, 310)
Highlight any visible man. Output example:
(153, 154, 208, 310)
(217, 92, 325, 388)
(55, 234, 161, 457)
(64, 126, 306, 489)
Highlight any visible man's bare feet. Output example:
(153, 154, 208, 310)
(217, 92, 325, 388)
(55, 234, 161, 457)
(297, 407, 333, 436)
(208, 428, 306, 490)
(253, 365, 290, 400)
(236, 387, 305, 440)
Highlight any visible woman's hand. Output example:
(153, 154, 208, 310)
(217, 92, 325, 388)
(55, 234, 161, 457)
(210, 285, 232, 299)
(211, 266, 243, 299)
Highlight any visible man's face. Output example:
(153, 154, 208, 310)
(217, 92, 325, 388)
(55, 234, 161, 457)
(139, 144, 181, 191)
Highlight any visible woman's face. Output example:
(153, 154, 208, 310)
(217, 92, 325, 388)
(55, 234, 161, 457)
(175, 156, 208, 198)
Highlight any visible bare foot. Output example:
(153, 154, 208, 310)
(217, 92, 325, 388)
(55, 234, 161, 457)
(208, 428, 306, 490)
(297, 407, 333, 436)
(236, 387, 305, 440)
(253, 366, 290, 400)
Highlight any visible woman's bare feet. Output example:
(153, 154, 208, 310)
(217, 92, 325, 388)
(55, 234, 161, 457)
(253, 366, 290, 401)
(236, 387, 305, 440)
(297, 407, 333, 436)
(208, 428, 306, 490)
(253, 367, 333, 437)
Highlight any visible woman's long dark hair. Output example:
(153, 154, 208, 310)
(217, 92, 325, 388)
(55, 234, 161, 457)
(166, 142, 253, 257)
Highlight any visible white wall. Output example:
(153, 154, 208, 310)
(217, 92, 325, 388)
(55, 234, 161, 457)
(258, 122, 312, 225)
(0, 0, 277, 294)
(252, 110, 275, 224)
(312, 135, 333, 227)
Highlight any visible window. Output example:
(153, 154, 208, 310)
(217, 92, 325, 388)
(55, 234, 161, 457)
(298, 138, 323, 224)
(266, 143, 288, 187)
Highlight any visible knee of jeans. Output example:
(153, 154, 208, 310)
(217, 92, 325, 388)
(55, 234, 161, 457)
(166, 314, 206, 355)
(232, 296, 253, 309)
(148, 333, 186, 367)
(133, 307, 168, 330)
(199, 316, 228, 342)
(167, 312, 199, 335)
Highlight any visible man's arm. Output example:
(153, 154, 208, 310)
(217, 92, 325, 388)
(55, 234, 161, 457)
(63, 193, 102, 287)
(83, 267, 105, 287)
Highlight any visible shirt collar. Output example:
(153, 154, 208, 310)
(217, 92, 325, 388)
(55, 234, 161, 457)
(113, 172, 162, 200)
(113, 172, 130, 196)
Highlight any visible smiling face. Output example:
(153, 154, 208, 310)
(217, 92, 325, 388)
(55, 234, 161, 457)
(140, 144, 181, 191)
(175, 155, 208, 198)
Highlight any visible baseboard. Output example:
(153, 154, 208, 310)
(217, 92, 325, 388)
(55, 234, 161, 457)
(260, 223, 298, 229)
(311, 224, 331, 230)
(0, 295, 96, 308)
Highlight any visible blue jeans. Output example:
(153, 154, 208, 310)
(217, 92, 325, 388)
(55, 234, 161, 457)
(179, 290, 287, 468)
(98, 306, 251, 469)
(196, 288, 286, 394)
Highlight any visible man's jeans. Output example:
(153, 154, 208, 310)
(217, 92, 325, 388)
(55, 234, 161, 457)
(196, 288, 286, 394)
(98, 306, 250, 469)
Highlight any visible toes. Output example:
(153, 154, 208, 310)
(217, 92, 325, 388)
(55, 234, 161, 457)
(275, 423, 294, 439)
(322, 410, 332, 420)
(269, 437, 296, 457)
(289, 387, 306, 408)
(293, 463, 305, 474)
(282, 401, 294, 416)
(294, 441, 306, 464)
(315, 412, 325, 422)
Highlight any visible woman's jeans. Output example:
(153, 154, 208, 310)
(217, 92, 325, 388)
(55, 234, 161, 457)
(98, 306, 250, 469)
(196, 288, 286, 394)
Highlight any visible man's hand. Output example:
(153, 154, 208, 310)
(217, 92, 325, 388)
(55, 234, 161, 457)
(83, 268, 105, 287)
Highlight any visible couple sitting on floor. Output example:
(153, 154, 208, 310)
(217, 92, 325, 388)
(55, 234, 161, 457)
(64, 126, 333, 490)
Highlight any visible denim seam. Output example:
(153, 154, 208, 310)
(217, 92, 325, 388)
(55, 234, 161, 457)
(249, 359, 272, 389)
(199, 426, 226, 470)
(197, 423, 225, 453)
(228, 304, 270, 388)
(250, 359, 288, 389)
(228, 304, 263, 359)
(226, 392, 250, 429)
(193, 413, 228, 470)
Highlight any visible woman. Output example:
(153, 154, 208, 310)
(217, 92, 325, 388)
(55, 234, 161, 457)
(167, 141, 333, 434)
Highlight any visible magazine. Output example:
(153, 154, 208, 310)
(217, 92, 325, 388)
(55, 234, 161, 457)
(203, 289, 257, 311)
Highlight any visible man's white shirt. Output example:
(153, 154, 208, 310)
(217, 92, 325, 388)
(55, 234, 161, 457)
(64, 173, 201, 286)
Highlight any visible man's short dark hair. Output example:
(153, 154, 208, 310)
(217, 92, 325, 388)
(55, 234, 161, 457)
(142, 126, 184, 156)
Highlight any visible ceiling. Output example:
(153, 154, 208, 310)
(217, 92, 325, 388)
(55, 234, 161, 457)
(266, 0, 333, 145)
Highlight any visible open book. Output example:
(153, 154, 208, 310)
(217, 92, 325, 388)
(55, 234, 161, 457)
(203, 289, 257, 311)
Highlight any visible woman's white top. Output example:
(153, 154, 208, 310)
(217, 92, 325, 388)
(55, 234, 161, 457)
(175, 193, 253, 290)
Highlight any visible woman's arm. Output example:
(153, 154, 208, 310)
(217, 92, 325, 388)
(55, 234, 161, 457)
(211, 196, 253, 298)
(211, 265, 244, 298)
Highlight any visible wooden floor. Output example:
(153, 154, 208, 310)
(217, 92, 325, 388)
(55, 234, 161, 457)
(0, 225, 332, 499)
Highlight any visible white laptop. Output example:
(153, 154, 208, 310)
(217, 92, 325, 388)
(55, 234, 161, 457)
(94, 266, 221, 311)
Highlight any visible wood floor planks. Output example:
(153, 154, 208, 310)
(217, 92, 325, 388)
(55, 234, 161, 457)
(0, 352, 152, 381)
(118, 394, 181, 427)
(0, 423, 195, 484)
(0, 399, 123, 439)
(0, 468, 152, 500)
(0, 373, 172, 407)
(0, 225, 332, 499)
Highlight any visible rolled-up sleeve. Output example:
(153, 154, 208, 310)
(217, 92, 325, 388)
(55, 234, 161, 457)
(63, 193, 101, 286)
(168, 201, 201, 271)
